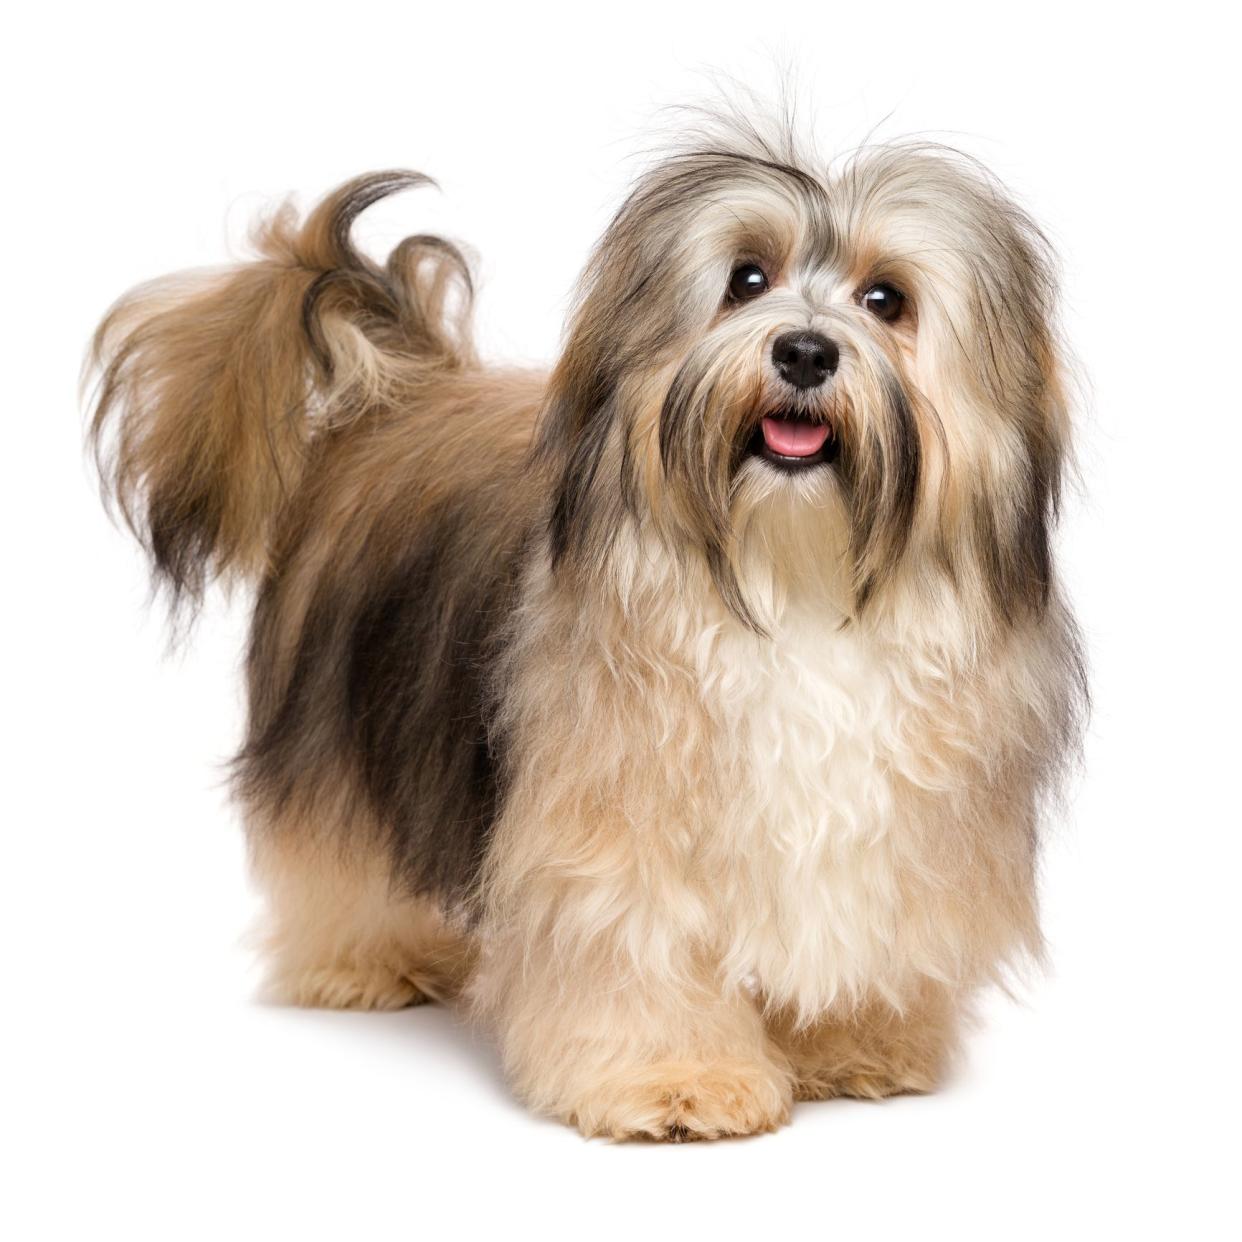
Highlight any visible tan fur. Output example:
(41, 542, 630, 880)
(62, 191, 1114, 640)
(88, 132, 1083, 1141)
(251, 791, 474, 1009)
(244, 366, 543, 733)
(768, 983, 960, 1101)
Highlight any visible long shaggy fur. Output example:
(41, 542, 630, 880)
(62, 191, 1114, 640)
(87, 118, 1085, 1141)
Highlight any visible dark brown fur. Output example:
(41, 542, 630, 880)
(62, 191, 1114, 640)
(238, 400, 540, 902)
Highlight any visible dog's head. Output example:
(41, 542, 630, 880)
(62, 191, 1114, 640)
(540, 124, 1070, 632)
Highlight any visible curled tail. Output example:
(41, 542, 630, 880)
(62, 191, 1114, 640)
(87, 171, 475, 606)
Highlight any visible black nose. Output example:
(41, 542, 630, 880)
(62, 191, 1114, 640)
(772, 330, 839, 389)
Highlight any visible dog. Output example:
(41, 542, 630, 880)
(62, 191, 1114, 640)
(87, 113, 1085, 1140)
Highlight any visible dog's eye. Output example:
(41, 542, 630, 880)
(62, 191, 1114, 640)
(729, 264, 769, 301)
(861, 283, 904, 322)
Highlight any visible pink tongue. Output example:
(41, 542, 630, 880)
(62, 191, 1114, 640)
(761, 417, 830, 458)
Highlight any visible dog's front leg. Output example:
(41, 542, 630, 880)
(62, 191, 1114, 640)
(766, 981, 962, 1102)
(473, 889, 793, 1141)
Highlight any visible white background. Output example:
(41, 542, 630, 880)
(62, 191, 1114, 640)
(4, 2, 1239, 1238)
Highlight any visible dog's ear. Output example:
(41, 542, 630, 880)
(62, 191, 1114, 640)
(947, 173, 1071, 622)
(537, 375, 627, 571)
(851, 147, 1072, 621)
(533, 160, 697, 573)
(534, 148, 809, 615)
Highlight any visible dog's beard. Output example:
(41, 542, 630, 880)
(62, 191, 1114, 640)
(654, 315, 925, 628)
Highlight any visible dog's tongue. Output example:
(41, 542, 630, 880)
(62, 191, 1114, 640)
(761, 416, 830, 458)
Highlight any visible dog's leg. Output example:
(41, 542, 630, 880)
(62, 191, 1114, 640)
(475, 932, 793, 1140)
(249, 826, 474, 1011)
(766, 982, 962, 1101)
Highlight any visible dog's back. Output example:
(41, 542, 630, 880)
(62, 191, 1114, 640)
(239, 363, 544, 906)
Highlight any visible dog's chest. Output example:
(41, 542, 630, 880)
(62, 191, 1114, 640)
(694, 616, 936, 1013)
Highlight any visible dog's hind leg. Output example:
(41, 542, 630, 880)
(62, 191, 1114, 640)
(247, 801, 475, 1011)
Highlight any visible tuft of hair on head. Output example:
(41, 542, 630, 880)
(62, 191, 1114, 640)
(641, 68, 821, 166)
(85, 170, 476, 617)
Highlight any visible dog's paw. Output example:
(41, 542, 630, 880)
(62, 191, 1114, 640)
(794, 1065, 935, 1101)
(570, 1058, 792, 1141)
(271, 964, 428, 1011)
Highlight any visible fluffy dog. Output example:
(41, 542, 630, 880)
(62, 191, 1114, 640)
(88, 115, 1085, 1140)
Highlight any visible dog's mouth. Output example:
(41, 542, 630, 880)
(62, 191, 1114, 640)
(747, 412, 838, 471)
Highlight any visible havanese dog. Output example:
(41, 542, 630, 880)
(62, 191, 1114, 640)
(87, 112, 1085, 1140)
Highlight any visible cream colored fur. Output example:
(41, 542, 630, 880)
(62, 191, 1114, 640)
(469, 505, 1062, 1134)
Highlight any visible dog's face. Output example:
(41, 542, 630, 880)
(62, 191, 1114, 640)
(543, 134, 1069, 630)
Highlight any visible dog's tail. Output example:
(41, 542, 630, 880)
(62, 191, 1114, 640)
(86, 171, 475, 607)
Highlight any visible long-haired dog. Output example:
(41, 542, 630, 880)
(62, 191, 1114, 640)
(87, 115, 1085, 1140)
